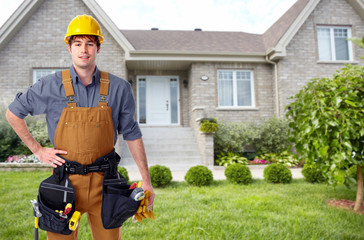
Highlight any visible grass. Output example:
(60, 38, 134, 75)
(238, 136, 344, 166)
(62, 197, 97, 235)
(0, 171, 363, 240)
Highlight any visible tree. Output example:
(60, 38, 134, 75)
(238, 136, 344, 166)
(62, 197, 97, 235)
(286, 64, 364, 212)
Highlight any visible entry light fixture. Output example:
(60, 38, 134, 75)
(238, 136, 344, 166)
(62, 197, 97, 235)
(200, 75, 209, 81)
(183, 80, 188, 88)
(128, 80, 133, 85)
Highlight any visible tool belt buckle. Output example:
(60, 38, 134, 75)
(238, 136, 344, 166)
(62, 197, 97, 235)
(76, 165, 88, 175)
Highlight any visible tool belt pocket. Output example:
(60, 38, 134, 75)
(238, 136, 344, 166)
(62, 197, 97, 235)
(36, 172, 76, 235)
(101, 172, 140, 229)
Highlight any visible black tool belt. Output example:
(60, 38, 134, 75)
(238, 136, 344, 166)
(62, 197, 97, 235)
(62, 150, 120, 175)
(34, 150, 140, 235)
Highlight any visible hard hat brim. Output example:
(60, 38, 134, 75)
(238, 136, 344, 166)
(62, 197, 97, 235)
(64, 35, 104, 45)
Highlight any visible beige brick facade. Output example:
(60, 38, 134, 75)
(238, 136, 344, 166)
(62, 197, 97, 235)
(278, 0, 364, 115)
(188, 62, 275, 126)
(0, 0, 126, 106)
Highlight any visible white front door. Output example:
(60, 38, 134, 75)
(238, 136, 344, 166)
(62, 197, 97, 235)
(137, 76, 179, 125)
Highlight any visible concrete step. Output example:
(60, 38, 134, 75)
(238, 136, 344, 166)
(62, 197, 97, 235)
(117, 127, 203, 171)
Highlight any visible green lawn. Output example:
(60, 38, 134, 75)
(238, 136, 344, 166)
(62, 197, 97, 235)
(0, 171, 363, 240)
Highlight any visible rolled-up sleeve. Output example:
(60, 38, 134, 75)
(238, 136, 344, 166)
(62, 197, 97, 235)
(118, 82, 142, 140)
(8, 80, 48, 119)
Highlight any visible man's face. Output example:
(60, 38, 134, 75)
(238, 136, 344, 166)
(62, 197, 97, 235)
(68, 36, 100, 71)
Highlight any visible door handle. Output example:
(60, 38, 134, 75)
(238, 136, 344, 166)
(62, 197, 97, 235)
(166, 100, 169, 111)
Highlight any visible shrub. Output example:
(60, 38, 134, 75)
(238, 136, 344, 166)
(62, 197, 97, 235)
(263, 163, 292, 184)
(214, 121, 256, 153)
(242, 152, 257, 160)
(117, 166, 129, 182)
(149, 165, 173, 187)
(251, 116, 291, 154)
(0, 106, 51, 161)
(200, 118, 218, 133)
(225, 164, 252, 184)
(301, 163, 326, 183)
(215, 152, 248, 167)
(185, 165, 213, 186)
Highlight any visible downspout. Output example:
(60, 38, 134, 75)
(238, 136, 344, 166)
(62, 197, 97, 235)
(265, 56, 280, 116)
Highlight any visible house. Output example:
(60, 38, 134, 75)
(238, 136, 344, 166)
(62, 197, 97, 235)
(1, 0, 363, 169)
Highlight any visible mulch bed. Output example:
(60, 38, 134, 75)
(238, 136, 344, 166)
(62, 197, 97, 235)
(327, 199, 364, 215)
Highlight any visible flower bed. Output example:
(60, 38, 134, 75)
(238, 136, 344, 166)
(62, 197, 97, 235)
(1, 155, 50, 171)
(248, 159, 270, 165)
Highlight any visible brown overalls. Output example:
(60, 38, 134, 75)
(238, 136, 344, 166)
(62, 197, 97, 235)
(47, 70, 121, 240)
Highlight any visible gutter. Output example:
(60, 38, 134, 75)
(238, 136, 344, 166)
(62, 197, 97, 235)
(265, 56, 280, 116)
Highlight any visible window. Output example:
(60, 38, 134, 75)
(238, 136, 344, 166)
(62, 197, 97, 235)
(317, 26, 352, 61)
(33, 69, 62, 84)
(217, 70, 255, 107)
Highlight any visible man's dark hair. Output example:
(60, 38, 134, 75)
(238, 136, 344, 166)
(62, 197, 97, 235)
(67, 35, 101, 47)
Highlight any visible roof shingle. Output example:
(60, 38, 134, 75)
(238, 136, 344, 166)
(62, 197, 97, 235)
(121, 30, 265, 53)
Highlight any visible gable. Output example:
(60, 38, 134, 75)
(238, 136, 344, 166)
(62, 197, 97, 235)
(0, 0, 133, 53)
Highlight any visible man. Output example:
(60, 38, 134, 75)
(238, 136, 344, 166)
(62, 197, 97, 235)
(6, 15, 154, 240)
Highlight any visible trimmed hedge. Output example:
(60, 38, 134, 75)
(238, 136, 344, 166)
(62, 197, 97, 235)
(185, 165, 213, 186)
(149, 165, 173, 187)
(264, 163, 292, 184)
(225, 163, 252, 184)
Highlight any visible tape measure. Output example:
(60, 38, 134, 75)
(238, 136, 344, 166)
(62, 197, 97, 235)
(69, 211, 81, 231)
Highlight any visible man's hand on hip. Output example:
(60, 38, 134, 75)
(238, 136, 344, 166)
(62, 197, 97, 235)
(35, 147, 67, 168)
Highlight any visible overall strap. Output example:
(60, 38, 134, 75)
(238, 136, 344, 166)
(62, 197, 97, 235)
(61, 70, 76, 108)
(99, 71, 109, 107)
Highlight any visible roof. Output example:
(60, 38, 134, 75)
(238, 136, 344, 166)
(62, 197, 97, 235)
(121, 0, 312, 55)
(121, 30, 265, 53)
(263, 0, 311, 51)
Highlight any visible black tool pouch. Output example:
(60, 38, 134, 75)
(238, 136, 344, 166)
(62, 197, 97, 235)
(101, 170, 140, 229)
(36, 166, 76, 235)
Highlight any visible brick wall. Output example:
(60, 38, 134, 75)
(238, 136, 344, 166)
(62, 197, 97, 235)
(278, 0, 364, 115)
(0, 0, 126, 106)
(188, 62, 275, 128)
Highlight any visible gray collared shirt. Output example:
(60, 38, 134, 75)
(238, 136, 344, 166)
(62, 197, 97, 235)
(8, 65, 142, 146)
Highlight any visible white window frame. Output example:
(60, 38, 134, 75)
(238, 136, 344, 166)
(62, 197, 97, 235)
(217, 69, 255, 108)
(33, 69, 63, 84)
(317, 26, 353, 62)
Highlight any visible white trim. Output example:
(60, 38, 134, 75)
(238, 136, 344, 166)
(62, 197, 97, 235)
(216, 107, 259, 111)
(0, 0, 45, 51)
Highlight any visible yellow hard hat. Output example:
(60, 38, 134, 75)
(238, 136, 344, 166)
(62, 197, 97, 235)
(64, 15, 104, 45)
